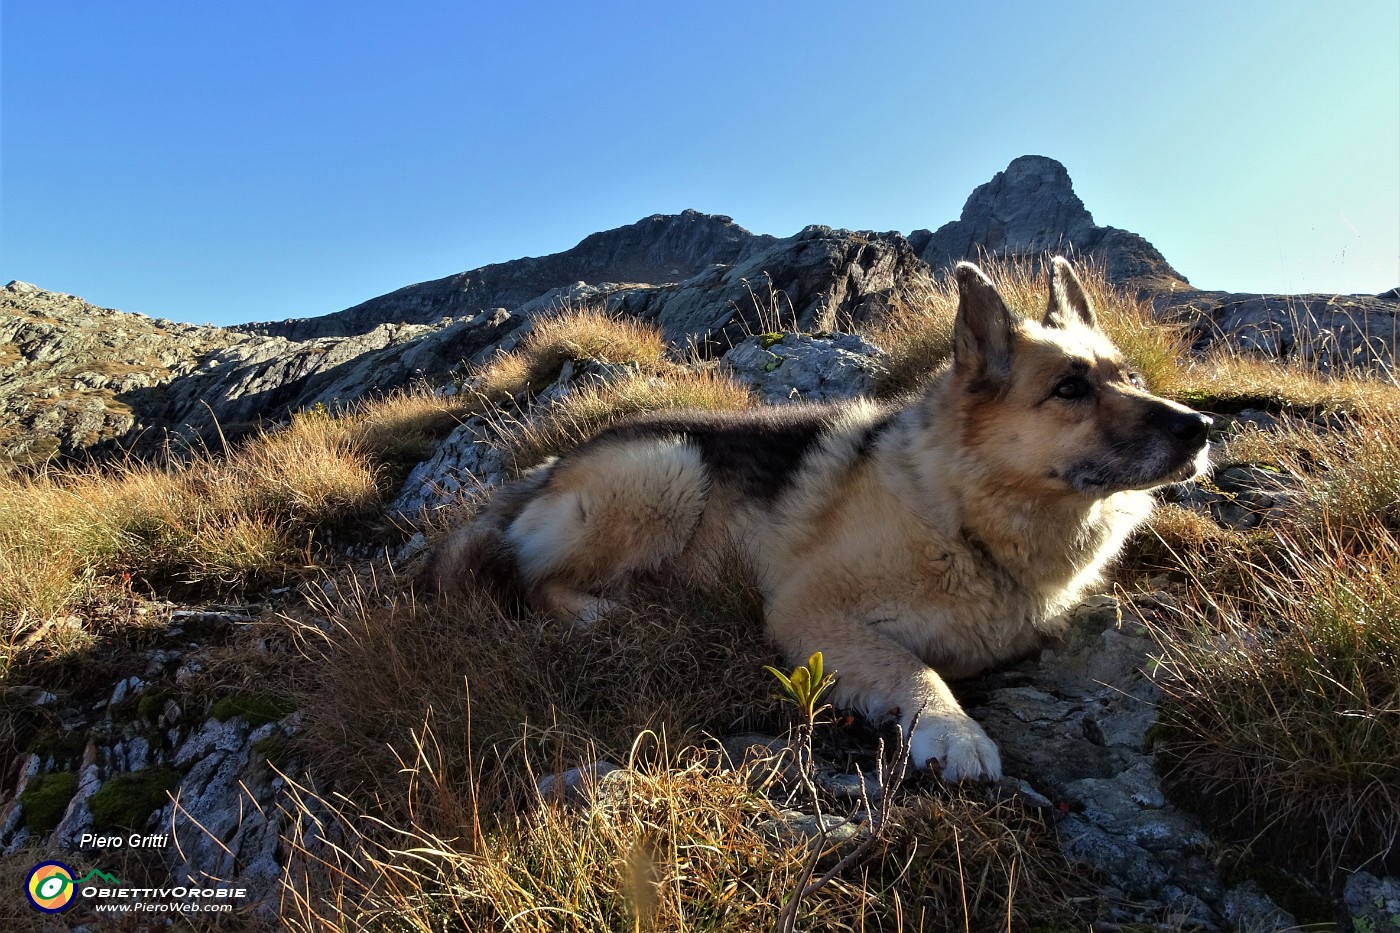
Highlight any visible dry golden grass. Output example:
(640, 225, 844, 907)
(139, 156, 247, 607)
(6, 270, 1400, 922)
(343, 386, 472, 481)
(1147, 522, 1400, 873)
(290, 566, 776, 807)
(278, 572, 1084, 933)
(1172, 351, 1400, 416)
(461, 303, 757, 474)
(0, 385, 476, 652)
(0, 395, 473, 675)
(279, 749, 1078, 933)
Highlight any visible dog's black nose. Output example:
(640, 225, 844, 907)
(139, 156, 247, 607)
(1170, 411, 1212, 443)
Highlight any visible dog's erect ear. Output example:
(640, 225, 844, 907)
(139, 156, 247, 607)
(954, 262, 1015, 389)
(1042, 256, 1097, 330)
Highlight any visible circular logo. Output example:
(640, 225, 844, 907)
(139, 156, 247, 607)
(26, 861, 77, 913)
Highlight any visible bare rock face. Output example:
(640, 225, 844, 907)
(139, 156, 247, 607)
(127, 310, 526, 447)
(910, 156, 1186, 288)
(0, 281, 533, 461)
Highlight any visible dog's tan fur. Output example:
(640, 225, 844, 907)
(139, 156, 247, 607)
(431, 258, 1211, 780)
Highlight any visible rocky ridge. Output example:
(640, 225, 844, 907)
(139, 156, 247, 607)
(1163, 287, 1399, 376)
(234, 210, 778, 341)
(0, 282, 261, 464)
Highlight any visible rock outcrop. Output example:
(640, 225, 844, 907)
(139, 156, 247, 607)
(1161, 287, 1399, 376)
(910, 155, 1186, 288)
(121, 310, 526, 447)
(613, 225, 928, 352)
(0, 281, 532, 461)
(0, 282, 280, 465)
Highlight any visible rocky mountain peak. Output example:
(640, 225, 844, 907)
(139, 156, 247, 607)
(952, 154, 1097, 251)
(911, 155, 1186, 288)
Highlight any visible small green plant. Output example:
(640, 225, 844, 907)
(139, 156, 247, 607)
(765, 651, 835, 728)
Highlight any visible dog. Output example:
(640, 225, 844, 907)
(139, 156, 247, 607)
(430, 257, 1211, 781)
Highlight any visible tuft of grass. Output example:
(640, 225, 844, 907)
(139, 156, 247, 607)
(280, 747, 1081, 933)
(291, 567, 776, 811)
(863, 256, 1189, 397)
(473, 308, 671, 405)
(0, 410, 392, 676)
(863, 271, 957, 397)
(1147, 522, 1400, 873)
(1216, 402, 1400, 535)
(278, 551, 1092, 930)
(502, 369, 753, 470)
(0, 383, 479, 657)
(276, 560, 1089, 932)
(1139, 402, 1400, 875)
(339, 387, 471, 487)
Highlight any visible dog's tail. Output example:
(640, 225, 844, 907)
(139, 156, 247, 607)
(420, 460, 557, 613)
(426, 520, 527, 612)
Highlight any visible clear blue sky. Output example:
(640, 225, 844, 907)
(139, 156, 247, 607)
(4, 1, 1397, 327)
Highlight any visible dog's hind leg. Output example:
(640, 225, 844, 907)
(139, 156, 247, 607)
(505, 436, 712, 623)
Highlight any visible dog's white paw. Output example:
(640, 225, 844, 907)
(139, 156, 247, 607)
(908, 714, 1002, 782)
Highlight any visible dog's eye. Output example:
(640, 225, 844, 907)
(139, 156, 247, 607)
(1053, 376, 1092, 400)
(1128, 371, 1146, 388)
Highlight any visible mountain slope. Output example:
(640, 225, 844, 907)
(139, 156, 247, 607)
(235, 210, 777, 341)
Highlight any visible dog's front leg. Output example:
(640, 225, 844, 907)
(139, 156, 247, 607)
(897, 665, 1001, 782)
(766, 608, 1001, 782)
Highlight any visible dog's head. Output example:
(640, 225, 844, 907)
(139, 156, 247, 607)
(947, 257, 1210, 497)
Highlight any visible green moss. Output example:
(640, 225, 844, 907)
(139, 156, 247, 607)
(1173, 389, 1335, 418)
(21, 771, 79, 834)
(87, 765, 179, 832)
(758, 332, 785, 350)
(136, 689, 172, 721)
(209, 693, 295, 728)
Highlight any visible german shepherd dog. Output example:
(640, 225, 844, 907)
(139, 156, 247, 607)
(431, 258, 1211, 781)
